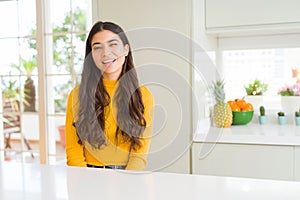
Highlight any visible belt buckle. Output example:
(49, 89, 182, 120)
(106, 165, 116, 169)
(106, 165, 125, 169)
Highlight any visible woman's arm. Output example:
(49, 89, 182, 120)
(65, 88, 87, 167)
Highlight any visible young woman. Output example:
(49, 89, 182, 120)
(65, 21, 154, 170)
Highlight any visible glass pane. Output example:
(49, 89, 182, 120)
(73, 34, 87, 74)
(52, 35, 72, 74)
(48, 0, 71, 34)
(72, 0, 92, 31)
(72, 0, 89, 32)
(0, 1, 18, 38)
(0, 38, 20, 76)
(47, 75, 74, 114)
(21, 113, 39, 141)
(48, 116, 66, 164)
(18, 0, 36, 36)
(19, 37, 38, 74)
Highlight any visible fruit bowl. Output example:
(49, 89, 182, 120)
(232, 111, 254, 125)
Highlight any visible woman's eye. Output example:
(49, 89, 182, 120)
(109, 43, 118, 47)
(93, 46, 101, 51)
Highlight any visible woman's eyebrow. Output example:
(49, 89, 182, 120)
(107, 38, 119, 43)
(92, 39, 119, 46)
(92, 42, 101, 46)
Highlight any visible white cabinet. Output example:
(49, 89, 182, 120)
(192, 142, 294, 180)
(295, 147, 300, 181)
(205, 0, 300, 35)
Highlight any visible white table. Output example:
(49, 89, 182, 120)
(0, 162, 300, 200)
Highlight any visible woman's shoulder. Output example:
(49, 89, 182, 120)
(68, 85, 80, 107)
(69, 85, 80, 97)
(68, 85, 80, 120)
(139, 85, 152, 96)
(139, 85, 154, 103)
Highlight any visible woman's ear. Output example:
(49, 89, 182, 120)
(124, 44, 129, 56)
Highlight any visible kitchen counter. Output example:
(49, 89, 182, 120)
(1, 162, 300, 200)
(192, 123, 300, 180)
(193, 123, 300, 146)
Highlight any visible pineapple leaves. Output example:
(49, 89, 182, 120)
(212, 80, 226, 103)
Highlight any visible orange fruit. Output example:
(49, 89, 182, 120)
(227, 100, 236, 107)
(242, 103, 254, 111)
(227, 100, 237, 110)
(236, 99, 247, 109)
(230, 104, 241, 112)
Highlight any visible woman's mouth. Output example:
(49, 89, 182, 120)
(102, 58, 116, 65)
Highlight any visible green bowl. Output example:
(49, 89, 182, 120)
(232, 111, 254, 125)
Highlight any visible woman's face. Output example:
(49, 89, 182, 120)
(91, 30, 129, 80)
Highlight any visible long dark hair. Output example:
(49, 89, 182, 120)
(75, 21, 146, 150)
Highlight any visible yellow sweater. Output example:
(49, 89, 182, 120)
(66, 79, 154, 170)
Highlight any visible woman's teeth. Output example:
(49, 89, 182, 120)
(102, 59, 115, 64)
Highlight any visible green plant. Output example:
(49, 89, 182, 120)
(278, 111, 285, 117)
(11, 57, 37, 112)
(2, 79, 19, 101)
(245, 79, 268, 95)
(259, 106, 265, 116)
(295, 109, 300, 117)
(1, 79, 20, 125)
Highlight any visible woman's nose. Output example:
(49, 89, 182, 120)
(102, 45, 111, 56)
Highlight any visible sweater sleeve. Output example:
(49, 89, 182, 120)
(66, 88, 87, 167)
(126, 87, 154, 170)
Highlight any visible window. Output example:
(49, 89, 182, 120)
(0, 0, 38, 163)
(0, 0, 92, 164)
(45, 0, 92, 165)
(219, 34, 300, 109)
(222, 48, 300, 101)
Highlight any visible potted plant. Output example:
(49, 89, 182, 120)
(278, 83, 300, 117)
(244, 79, 268, 111)
(2, 79, 20, 150)
(245, 79, 268, 96)
(21, 58, 37, 112)
(277, 111, 287, 125)
(11, 39, 37, 112)
(2, 79, 20, 113)
(258, 106, 268, 125)
(295, 109, 300, 126)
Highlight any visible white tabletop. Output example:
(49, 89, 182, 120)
(194, 123, 300, 146)
(0, 162, 300, 200)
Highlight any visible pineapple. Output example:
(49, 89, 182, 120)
(212, 80, 232, 128)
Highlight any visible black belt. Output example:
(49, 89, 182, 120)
(87, 164, 126, 169)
